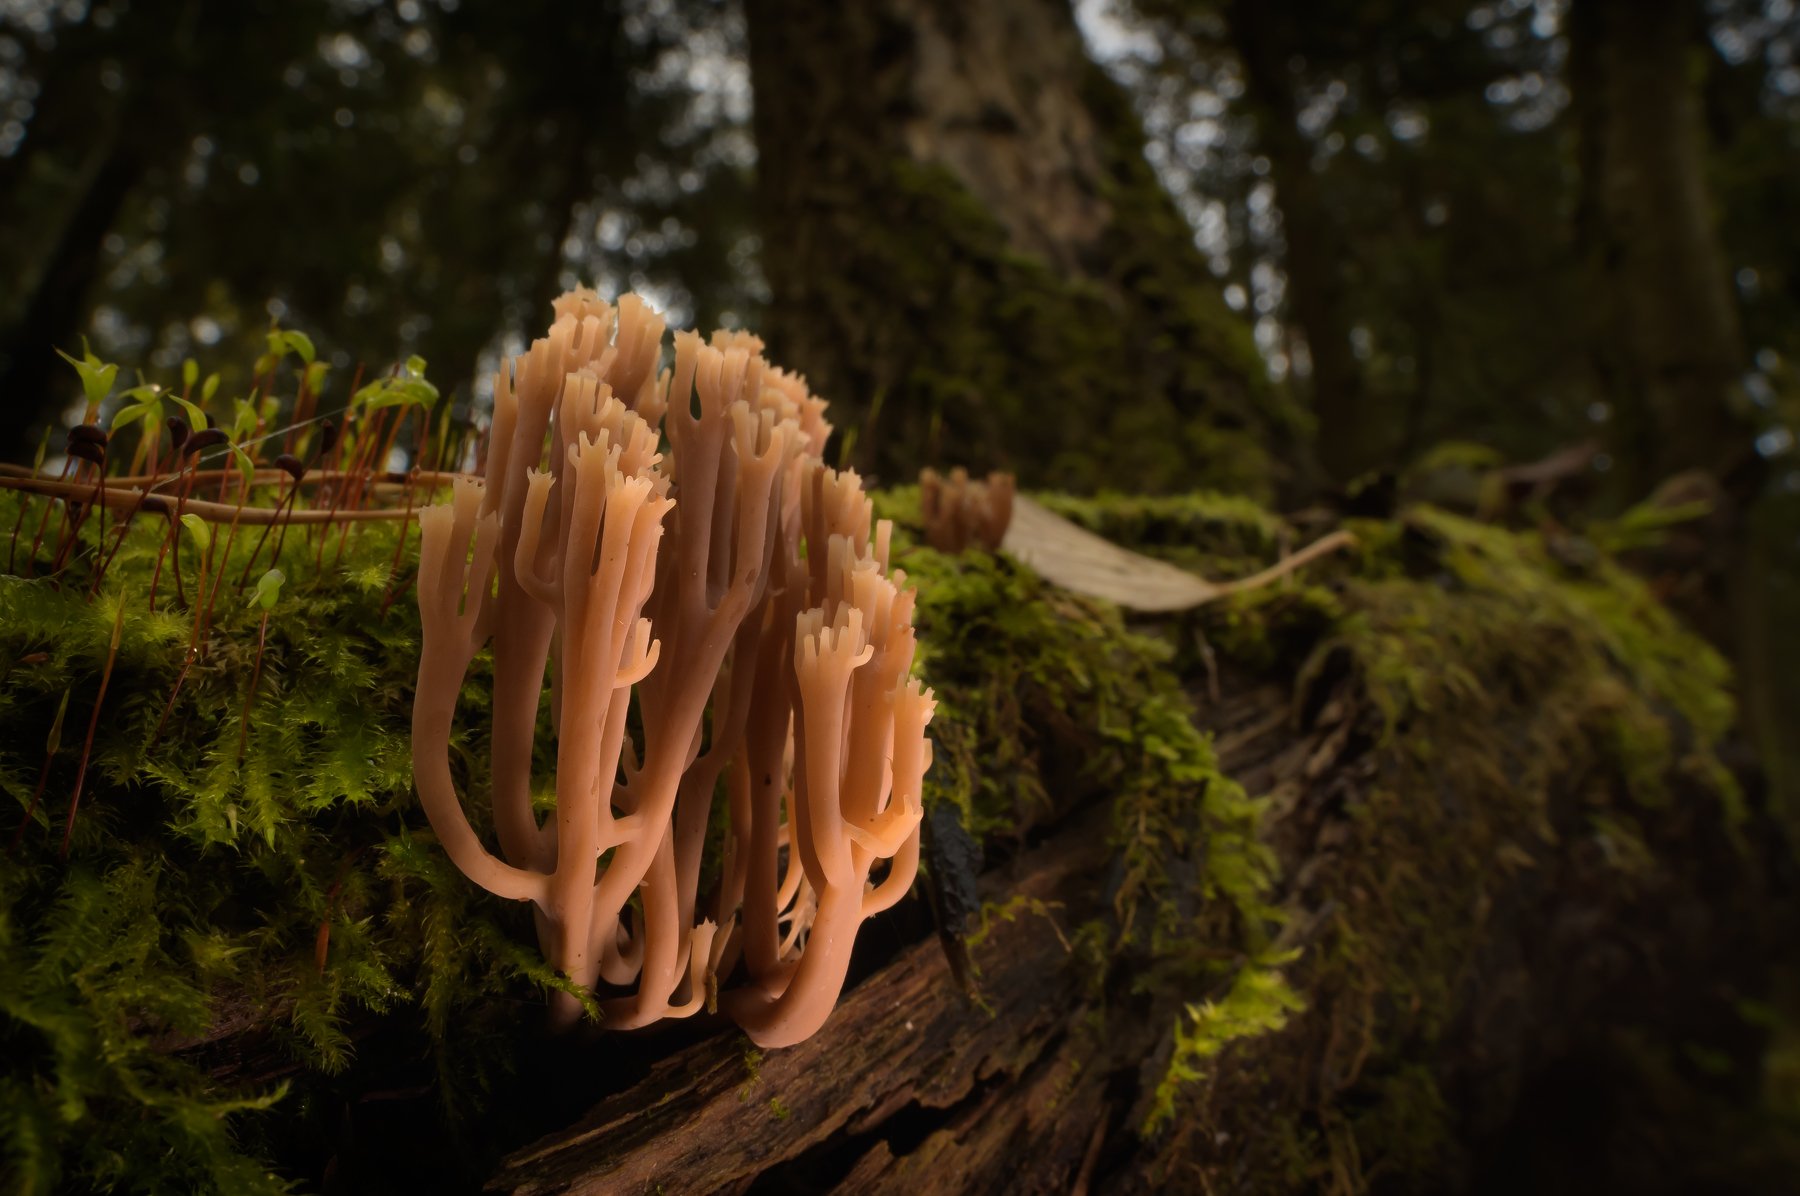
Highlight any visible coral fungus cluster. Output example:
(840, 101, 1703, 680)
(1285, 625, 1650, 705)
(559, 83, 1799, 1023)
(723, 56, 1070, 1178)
(410, 290, 932, 1046)
(919, 466, 1015, 553)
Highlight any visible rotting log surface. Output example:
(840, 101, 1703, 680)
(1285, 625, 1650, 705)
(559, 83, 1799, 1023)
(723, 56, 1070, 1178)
(488, 660, 1772, 1196)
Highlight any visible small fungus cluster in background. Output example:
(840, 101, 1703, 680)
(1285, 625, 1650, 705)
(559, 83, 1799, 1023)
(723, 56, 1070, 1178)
(919, 466, 1015, 553)
(411, 289, 933, 1047)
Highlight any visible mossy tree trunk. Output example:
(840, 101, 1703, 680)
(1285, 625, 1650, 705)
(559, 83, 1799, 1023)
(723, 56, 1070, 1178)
(743, 0, 1291, 496)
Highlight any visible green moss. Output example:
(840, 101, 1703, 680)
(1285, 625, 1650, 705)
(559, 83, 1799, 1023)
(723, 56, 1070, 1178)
(1180, 503, 1743, 1187)
(1311, 507, 1738, 819)
(1146, 950, 1305, 1133)
(736, 1045, 763, 1103)
(878, 494, 1292, 1133)
(0, 488, 571, 1193)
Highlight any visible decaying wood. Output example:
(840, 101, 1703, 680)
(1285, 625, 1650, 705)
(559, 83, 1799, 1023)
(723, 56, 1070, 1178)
(494, 806, 1108, 1196)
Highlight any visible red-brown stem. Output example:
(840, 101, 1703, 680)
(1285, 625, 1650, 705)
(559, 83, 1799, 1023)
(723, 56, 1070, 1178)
(146, 509, 173, 612)
(314, 848, 365, 974)
(23, 458, 75, 577)
(340, 407, 412, 570)
(237, 477, 298, 592)
(149, 649, 198, 749)
(149, 462, 197, 612)
(169, 462, 199, 605)
(7, 491, 33, 573)
(8, 749, 58, 855)
(321, 406, 384, 574)
(200, 471, 252, 645)
(306, 418, 351, 561)
(91, 461, 166, 595)
(376, 404, 408, 482)
(267, 484, 298, 580)
(186, 528, 211, 652)
(283, 367, 311, 458)
(238, 609, 270, 762)
(416, 403, 439, 476)
(93, 488, 148, 597)
(61, 595, 127, 858)
(378, 471, 421, 618)
(51, 464, 107, 582)
(48, 460, 90, 572)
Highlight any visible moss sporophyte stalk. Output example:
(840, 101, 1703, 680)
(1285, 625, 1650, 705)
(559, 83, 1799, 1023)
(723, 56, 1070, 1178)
(0, 294, 1744, 1194)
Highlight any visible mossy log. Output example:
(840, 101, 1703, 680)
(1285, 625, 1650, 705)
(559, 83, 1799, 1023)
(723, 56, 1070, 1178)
(5, 483, 1783, 1194)
(489, 658, 1773, 1194)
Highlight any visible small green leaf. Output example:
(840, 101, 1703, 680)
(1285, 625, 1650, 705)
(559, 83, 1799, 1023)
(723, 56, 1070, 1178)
(182, 358, 199, 389)
(402, 377, 440, 408)
(267, 328, 316, 365)
(351, 378, 387, 411)
(404, 354, 427, 377)
(304, 359, 330, 394)
(55, 340, 119, 408)
(180, 513, 211, 552)
(231, 397, 258, 442)
(109, 400, 160, 432)
(248, 567, 285, 610)
(362, 390, 410, 413)
(202, 372, 221, 404)
(230, 445, 256, 489)
(167, 394, 209, 432)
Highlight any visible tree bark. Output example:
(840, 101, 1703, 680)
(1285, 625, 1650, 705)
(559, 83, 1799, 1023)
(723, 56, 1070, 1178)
(744, 0, 1288, 496)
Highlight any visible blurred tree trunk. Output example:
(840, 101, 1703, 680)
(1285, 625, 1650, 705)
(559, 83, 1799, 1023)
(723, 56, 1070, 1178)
(1570, 0, 1752, 495)
(1226, 0, 1367, 485)
(743, 0, 1292, 496)
(1569, 0, 1791, 826)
